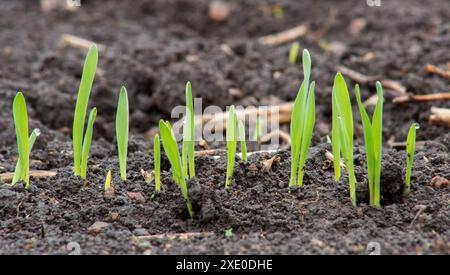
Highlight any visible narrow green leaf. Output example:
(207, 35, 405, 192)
(73, 44, 98, 176)
(289, 49, 311, 188)
(332, 73, 356, 206)
(337, 116, 356, 206)
(159, 120, 193, 218)
(12, 93, 30, 188)
(182, 81, 195, 179)
(289, 42, 301, 64)
(12, 128, 40, 186)
(116, 86, 129, 181)
(331, 73, 349, 180)
(355, 85, 375, 205)
(404, 123, 418, 194)
(80, 107, 97, 180)
(371, 82, 384, 206)
(297, 81, 316, 187)
(154, 134, 161, 192)
(238, 120, 248, 161)
(225, 105, 237, 188)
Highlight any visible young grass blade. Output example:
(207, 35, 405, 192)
(337, 116, 357, 206)
(289, 42, 301, 64)
(225, 105, 237, 189)
(159, 120, 193, 218)
(404, 123, 418, 194)
(154, 134, 161, 192)
(12, 128, 40, 186)
(355, 85, 375, 205)
(73, 44, 98, 176)
(289, 49, 311, 188)
(80, 107, 97, 180)
(371, 82, 384, 206)
(238, 120, 248, 161)
(182, 81, 195, 179)
(331, 73, 353, 181)
(332, 73, 356, 206)
(297, 81, 316, 187)
(116, 86, 129, 181)
(12, 92, 29, 188)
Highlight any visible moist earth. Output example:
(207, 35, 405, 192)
(0, 0, 449, 254)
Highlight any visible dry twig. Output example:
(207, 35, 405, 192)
(0, 170, 57, 183)
(424, 64, 450, 80)
(393, 92, 450, 104)
(258, 25, 308, 46)
(429, 107, 450, 128)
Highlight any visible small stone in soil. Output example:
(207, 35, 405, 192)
(88, 221, 109, 235)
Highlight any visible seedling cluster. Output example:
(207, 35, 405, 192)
(8, 45, 419, 217)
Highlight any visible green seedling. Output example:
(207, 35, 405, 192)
(404, 123, 419, 194)
(289, 42, 301, 64)
(159, 120, 193, 218)
(332, 73, 357, 206)
(154, 134, 161, 192)
(238, 120, 248, 161)
(225, 228, 233, 239)
(290, 49, 315, 188)
(80, 108, 97, 180)
(12, 128, 40, 186)
(104, 170, 112, 192)
(253, 116, 262, 142)
(116, 86, 129, 181)
(73, 44, 98, 176)
(355, 82, 384, 207)
(12, 92, 30, 188)
(225, 105, 237, 189)
(182, 81, 195, 179)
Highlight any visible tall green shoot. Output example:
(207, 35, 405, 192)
(182, 81, 195, 179)
(159, 120, 193, 218)
(404, 123, 418, 194)
(73, 44, 98, 176)
(12, 92, 30, 188)
(154, 134, 161, 192)
(12, 128, 40, 186)
(225, 105, 237, 188)
(355, 82, 384, 207)
(290, 49, 315, 188)
(332, 73, 357, 206)
(116, 86, 129, 181)
(80, 108, 97, 180)
(238, 120, 248, 161)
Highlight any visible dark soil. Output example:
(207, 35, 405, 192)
(0, 0, 449, 254)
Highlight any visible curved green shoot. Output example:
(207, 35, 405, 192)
(80, 108, 97, 180)
(116, 86, 129, 181)
(238, 120, 248, 162)
(159, 120, 193, 218)
(289, 42, 301, 64)
(355, 83, 384, 207)
(182, 81, 195, 179)
(290, 49, 314, 188)
(104, 170, 112, 192)
(225, 105, 237, 189)
(12, 92, 30, 188)
(332, 73, 356, 206)
(154, 134, 161, 192)
(12, 128, 40, 186)
(404, 123, 418, 194)
(73, 44, 98, 176)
